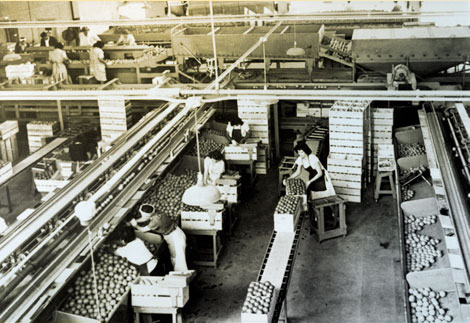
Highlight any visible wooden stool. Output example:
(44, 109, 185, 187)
(77, 75, 94, 84)
(310, 196, 347, 242)
(374, 171, 397, 201)
(134, 306, 182, 323)
(186, 229, 223, 268)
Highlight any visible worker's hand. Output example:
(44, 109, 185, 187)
(282, 178, 287, 186)
(130, 218, 137, 227)
(231, 140, 238, 146)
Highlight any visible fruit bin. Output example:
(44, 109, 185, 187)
(55, 289, 130, 323)
(401, 198, 450, 273)
(406, 268, 468, 322)
(274, 196, 302, 233)
(130, 276, 190, 308)
(34, 170, 70, 193)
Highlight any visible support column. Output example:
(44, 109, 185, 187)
(57, 100, 64, 130)
(273, 101, 280, 161)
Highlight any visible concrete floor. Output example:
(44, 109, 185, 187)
(182, 169, 406, 323)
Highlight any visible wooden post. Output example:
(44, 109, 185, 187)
(273, 101, 280, 160)
(57, 100, 64, 130)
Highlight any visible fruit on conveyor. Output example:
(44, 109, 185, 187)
(398, 142, 426, 158)
(182, 204, 207, 212)
(242, 281, 275, 315)
(402, 187, 415, 201)
(286, 179, 306, 196)
(405, 214, 443, 272)
(408, 287, 453, 323)
(188, 136, 224, 158)
(59, 248, 138, 321)
(275, 196, 299, 214)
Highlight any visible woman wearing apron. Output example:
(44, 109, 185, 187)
(49, 42, 70, 83)
(288, 141, 326, 195)
(226, 118, 250, 145)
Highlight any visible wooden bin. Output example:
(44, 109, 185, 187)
(216, 174, 241, 204)
(224, 143, 259, 161)
(131, 276, 189, 308)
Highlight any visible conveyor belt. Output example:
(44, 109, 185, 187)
(257, 213, 305, 323)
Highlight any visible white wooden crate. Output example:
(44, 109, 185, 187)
(241, 288, 278, 323)
(181, 208, 224, 231)
(274, 198, 302, 232)
(0, 120, 19, 140)
(224, 144, 258, 161)
(131, 276, 189, 308)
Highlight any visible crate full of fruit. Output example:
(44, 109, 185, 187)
(285, 178, 307, 211)
(130, 275, 190, 308)
(241, 281, 278, 323)
(181, 203, 225, 231)
(274, 196, 302, 232)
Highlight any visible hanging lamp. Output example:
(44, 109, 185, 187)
(181, 98, 221, 206)
(286, 21, 305, 56)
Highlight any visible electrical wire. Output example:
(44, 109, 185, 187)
(87, 228, 102, 320)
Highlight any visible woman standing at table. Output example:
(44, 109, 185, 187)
(288, 141, 326, 196)
(89, 41, 107, 83)
(49, 42, 70, 83)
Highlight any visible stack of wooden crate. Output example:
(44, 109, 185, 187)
(237, 96, 278, 174)
(0, 160, 13, 183)
(27, 121, 59, 153)
(328, 100, 370, 203)
(0, 120, 19, 162)
(98, 99, 132, 143)
(368, 107, 394, 178)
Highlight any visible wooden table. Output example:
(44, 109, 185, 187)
(186, 229, 223, 269)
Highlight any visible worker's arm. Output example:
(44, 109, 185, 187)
(203, 157, 210, 185)
(289, 159, 302, 180)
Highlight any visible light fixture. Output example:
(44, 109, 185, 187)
(286, 21, 305, 56)
(181, 98, 221, 206)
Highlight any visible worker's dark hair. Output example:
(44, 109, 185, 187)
(54, 42, 64, 49)
(231, 116, 244, 126)
(140, 204, 155, 214)
(294, 141, 312, 155)
(40, 32, 48, 38)
(208, 149, 223, 161)
(93, 41, 105, 48)
(120, 225, 136, 244)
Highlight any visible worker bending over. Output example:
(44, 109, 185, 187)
(204, 150, 225, 186)
(114, 225, 158, 275)
(131, 204, 189, 272)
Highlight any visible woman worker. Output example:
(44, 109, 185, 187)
(116, 29, 136, 46)
(131, 204, 189, 272)
(89, 41, 107, 83)
(287, 141, 326, 196)
(226, 117, 250, 145)
(114, 225, 158, 276)
(203, 150, 225, 186)
(49, 42, 70, 83)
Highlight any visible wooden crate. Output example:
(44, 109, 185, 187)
(224, 143, 259, 161)
(216, 175, 241, 203)
(0, 161, 13, 183)
(274, 197, 302, 232)
(181, 205, 225, 231)
(241, 288, 278, 323)
(34, 170, 70, 193)
(0, 135, 18, 162)
(335, 187, 361, 203)
(0, 120, 19, 140)
(131, 276, 189, 308)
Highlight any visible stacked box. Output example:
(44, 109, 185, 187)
(98, 99, 132, 143)
(328, 100, 370, 202)
(0, 121, 19, 162)
(367, 108, 394, 178)
(27, 121, 59, 153)
(237, 97, 278, 175)
(0, 161, 13, 184)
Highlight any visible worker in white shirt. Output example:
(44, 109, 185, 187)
(204, 150, 225, 186)
(116, 29, 136, 46)
(114, 225, 158, 275)
(78, 27, 101, 47)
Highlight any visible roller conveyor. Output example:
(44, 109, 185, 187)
(257, 213, 306, 323)
(0, 101, 216, 322)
